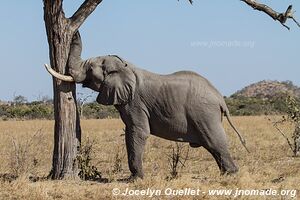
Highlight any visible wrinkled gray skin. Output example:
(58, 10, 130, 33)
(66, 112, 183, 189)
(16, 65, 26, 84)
(67, 32, 239, 179)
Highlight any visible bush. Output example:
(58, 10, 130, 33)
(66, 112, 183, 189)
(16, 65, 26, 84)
(81, 102, 119, 119)
(28, 104, 53, 119)
(225, 96, 272, 116)
(225, 95, 298, 116)
(0, 103, 53, 120)
(268, 95, 300, 157)
(9, 129, 44, 178)
(166, 143, 190, 180)
(0, 101, 118, 120)
(77, 138, 102, 180)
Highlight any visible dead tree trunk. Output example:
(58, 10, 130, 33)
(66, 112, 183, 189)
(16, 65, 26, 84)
(44, 1, 80, 179)
(43, 0, 102, 179)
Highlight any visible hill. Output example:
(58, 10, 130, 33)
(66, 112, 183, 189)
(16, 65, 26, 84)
(231, 80, 300, 99)
(225, 80, 300, 116)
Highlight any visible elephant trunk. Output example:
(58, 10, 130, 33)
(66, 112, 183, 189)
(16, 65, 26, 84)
(67, 31, 88, 83)
(44, 31, 88, 83)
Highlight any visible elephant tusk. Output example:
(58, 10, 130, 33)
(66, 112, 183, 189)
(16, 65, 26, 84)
(44, 64, 74, 82)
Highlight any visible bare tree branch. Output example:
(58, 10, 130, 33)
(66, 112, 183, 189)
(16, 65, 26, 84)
(241, 0, 300, 30)
(273, 121, 294, 152)
(178, 0, 193, 5)
(70, 0, 103, 31)
(267, 116, 295, 153)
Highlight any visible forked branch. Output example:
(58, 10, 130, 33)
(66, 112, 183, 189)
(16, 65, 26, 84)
(70, 0, 103, 31)
(267, 117, 295, 154)
(72, 0, 299, 31)
(241, 0, 300, 30)
(273, 121, 294, 152)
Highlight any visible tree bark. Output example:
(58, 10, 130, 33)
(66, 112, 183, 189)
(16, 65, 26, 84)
(44, 1, 81, 179)
(43, 0, 102, 180)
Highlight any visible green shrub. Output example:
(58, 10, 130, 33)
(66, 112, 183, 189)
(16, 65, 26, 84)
(82, 102, 119, 119)
(226, 97, 271, 116)
(0, 101, 119, 120)
(225, 95, 297, 116)
(77, 138, 102, 180)
(0, 103, 54, 120)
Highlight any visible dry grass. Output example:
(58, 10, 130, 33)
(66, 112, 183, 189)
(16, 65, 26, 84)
(0, 116, 299, 199)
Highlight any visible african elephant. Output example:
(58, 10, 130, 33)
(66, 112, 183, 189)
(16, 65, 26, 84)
(45, 31, 248, 179)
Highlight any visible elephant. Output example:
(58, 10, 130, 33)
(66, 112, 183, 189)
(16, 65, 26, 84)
(45, 31, 249, 179)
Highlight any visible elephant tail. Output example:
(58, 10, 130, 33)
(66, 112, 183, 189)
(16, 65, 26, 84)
(223, 107, 250, 153)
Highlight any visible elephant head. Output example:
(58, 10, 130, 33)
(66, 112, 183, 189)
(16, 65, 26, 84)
(45, 32, 136, 105)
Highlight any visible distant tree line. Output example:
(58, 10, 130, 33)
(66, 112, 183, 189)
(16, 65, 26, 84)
(0, 95, 119, 120)
(0, 94, 299, 120)
(225, 94, 300, 116)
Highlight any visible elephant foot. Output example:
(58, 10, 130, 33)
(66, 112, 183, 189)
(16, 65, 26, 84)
(125, 174, 143, 182)
(220, 160, 239, 175)
(207, 149, 239, 175)
(221, 166, 239, 176)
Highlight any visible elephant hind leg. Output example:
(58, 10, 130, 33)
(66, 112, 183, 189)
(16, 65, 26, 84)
(201, 126, 238, 174)
(205, 146, 238, 175)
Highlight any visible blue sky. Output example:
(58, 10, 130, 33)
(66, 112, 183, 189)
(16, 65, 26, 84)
(0, 0, 299, 101)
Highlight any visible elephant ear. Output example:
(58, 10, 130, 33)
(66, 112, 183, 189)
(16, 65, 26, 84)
(97, 65, 136, 105)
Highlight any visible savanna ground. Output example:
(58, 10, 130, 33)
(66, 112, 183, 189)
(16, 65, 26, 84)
(0, 116, 299, 199)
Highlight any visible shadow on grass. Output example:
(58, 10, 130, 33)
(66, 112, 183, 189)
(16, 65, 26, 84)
(0, 173, 49, 183)
(0, 173, 135, 184)
(0, 173, 18, 182)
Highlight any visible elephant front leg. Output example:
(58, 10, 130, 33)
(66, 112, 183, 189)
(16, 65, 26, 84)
(125, 128, 148, 180)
